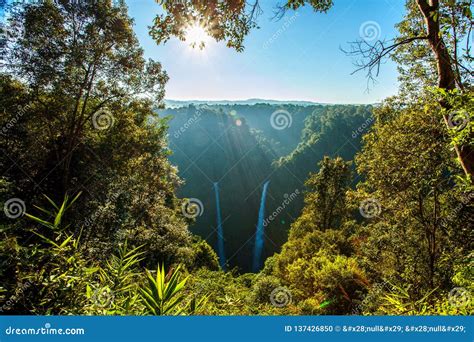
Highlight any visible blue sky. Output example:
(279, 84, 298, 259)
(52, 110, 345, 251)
(126, 0, 406, 104)
(2, 0, 406, 103)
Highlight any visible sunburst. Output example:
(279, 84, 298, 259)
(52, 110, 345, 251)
(184, 23, 210, 49)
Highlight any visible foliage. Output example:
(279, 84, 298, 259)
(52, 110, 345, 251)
(266, 158, 368, 314)
(353, 94, 472, 294)
(393, 0, 473, 94)
(140, 264, 188, 315)
(294, 157, 352, 235)
(85, 242, 144, 315)
(151, 1, 333, 51)
(18, 195, 97, 314)
(189, 237, 220, 271)
(0, 0, 472, 318)
(0, 0, 193, 269)
(377, 284, 473, 315)
(250, 274, 282, 304)
(1, 195, 208, 315)
(435, 88, 474, 184)
(185, 269, 255, 315)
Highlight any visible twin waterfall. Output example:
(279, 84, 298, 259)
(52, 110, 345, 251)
(213, 181, 270, 272)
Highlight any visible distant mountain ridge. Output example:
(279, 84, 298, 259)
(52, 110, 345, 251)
(164, 98, 327, 108)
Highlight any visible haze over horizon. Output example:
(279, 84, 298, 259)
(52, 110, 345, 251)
(163, 97, 378, 105)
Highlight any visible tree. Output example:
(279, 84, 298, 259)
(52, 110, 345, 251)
(1, 0, 194, 267)
(3, 0, 168, 194)
(353, 94, 473, 293)
(290, 156, 352, 238)
(266, 157, 366, 314)
(151, 0, 474, 179)
(150, 0, 332, 52)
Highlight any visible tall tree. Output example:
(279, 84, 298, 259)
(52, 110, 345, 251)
(354, 95, 473, 292)
(291, 156, 352, 237)
(266, 157, 366, 314)
(3, 0, 168, 193)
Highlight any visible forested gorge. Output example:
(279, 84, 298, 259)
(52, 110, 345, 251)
(161, 103, 372, 272)
(0, 0, 473, 315)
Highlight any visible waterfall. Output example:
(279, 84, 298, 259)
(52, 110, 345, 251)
(252, 180, 270, 272)
(213, 182, 226, 271)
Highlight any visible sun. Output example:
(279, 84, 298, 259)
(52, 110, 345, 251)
(184, 23, 210, 50)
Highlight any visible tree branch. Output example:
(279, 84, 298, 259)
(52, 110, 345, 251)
(341, 36, 428, 88)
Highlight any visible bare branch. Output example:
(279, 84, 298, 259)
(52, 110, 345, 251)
(341, 36, 428, 89)
(272, 2, 288, 21)
(246, 1, 262, 25)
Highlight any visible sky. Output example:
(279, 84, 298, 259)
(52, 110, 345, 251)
(126, 0, 407, 104)
(2, 0, 406, 104)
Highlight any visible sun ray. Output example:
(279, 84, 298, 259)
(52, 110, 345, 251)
(184, 23, 210, 50)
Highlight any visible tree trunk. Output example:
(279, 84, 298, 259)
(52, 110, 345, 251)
(416, 0, 474, 179)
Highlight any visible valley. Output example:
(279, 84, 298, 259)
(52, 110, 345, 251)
(161, 103, 373, 272)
